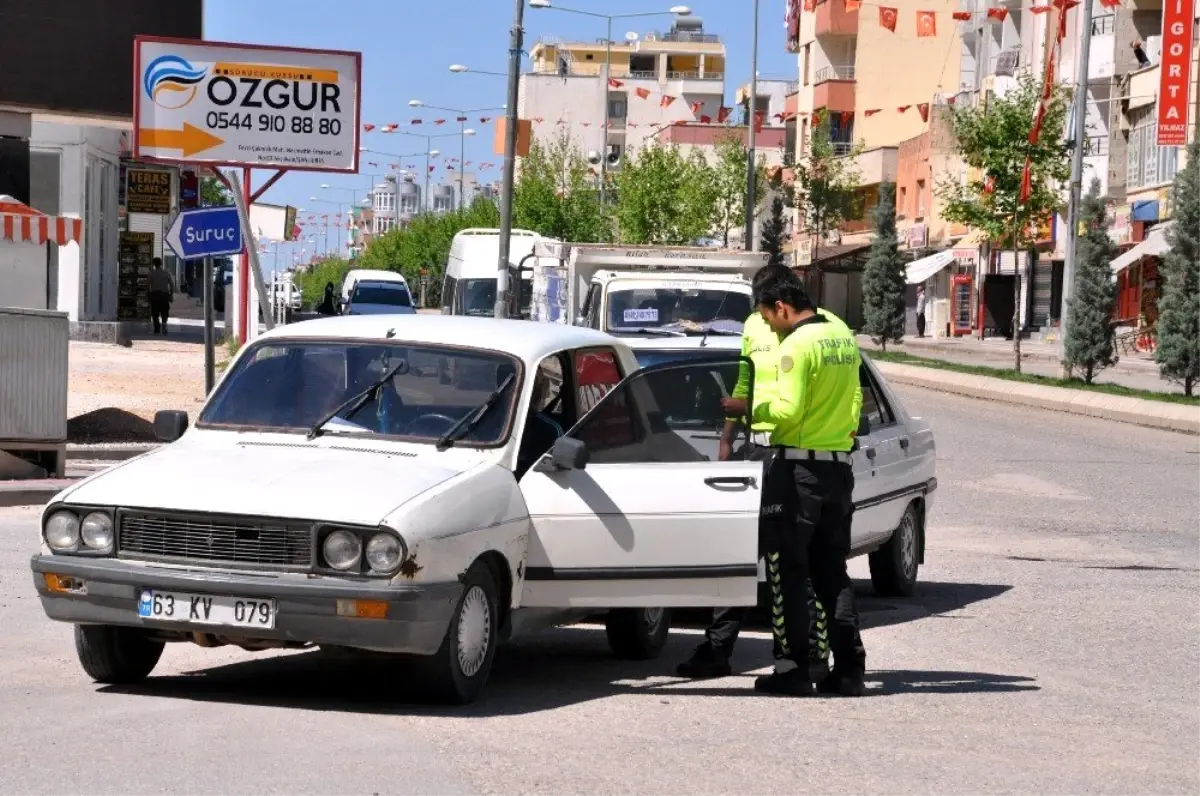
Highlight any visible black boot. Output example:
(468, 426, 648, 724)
(754, 668, 816, 696)
(817, 669, 866, 697)
(675, 645, 732, 679)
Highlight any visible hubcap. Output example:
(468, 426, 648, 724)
(899, 512, 918, 580)
(642, 607, 665, 633)
(456, 585, 491, 678)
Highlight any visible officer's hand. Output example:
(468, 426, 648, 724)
(718, 438, 733, 462)
(721, 397, 747, 416)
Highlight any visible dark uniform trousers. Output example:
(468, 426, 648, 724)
(761, 452, 865, 673)
(706, 443, 829, 668)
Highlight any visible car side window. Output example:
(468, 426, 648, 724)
(442, 275, 457, 313)
(574, 347, 623, 415)
(567, 359, 747, 465)
(859, 363, 895, 429)
(581, 284, 602, 329)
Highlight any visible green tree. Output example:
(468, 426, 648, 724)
(795, 115, 861, 271)
(200, 175, 233, 207)
(294, 256, 352, 309)
(513, 130, 608, 242)
(759, 194, 787, 266)
(1154, 137, 1200, 396)
(1063, 179, 1118, 383)
(860, 182, 907, 351)
(613, 145, 713, 244)
(711, 133, 765, 247)
(937, 75, 1071, 369)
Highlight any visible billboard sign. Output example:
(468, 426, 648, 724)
(133, 37, 361, 172)
(165, 206, 243, 259)
(125, 168, 172, 214)
(1157, 0, 1195, 146)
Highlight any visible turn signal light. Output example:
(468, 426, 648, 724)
(44, 573, 85, 594)
(336, 599, 388, 619)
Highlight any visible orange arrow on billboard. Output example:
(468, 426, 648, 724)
(140, 123, 224, 158)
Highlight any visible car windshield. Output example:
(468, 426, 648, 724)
(199, 340, 522, 445)
(458, 277, 533, 317)
(607, 286, 752, 333)
(352, 283, 412, 306)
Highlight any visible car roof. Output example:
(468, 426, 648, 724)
(345, 269, 406, 282)
(353, 280, 408, 289)
(259, 314, 626, 363)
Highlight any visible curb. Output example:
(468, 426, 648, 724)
(0, 480, 75, 509)
(874, 361, 1200, 435)
(65, 444, 157, 462)
(859, 338, 1160, 371)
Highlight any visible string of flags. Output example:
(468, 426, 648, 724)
(362, 118, 494, 132)
(789, 0, 1096, 42)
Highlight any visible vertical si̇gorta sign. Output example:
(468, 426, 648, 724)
(133, 37, 361, 172)
(1156, 0, 1196, 146)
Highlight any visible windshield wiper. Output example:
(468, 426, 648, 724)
(306, 362, 406, 440)
(436, 372, 516, 451)
(612, 327, 687, 337)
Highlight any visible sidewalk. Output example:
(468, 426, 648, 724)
(858, 334, 1179, 396)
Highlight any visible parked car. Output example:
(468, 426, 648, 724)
(626, 333, 936, 596)
(345, 279, 417, 316)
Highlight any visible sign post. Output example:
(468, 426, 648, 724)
(203, 256, 215, 394)
(1157, 0, 1196, 146)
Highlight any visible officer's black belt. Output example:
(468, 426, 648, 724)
(778, 447, 852, 463)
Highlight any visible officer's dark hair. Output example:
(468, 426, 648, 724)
(751, 264, 794, 291)
(755, 271, 815, 312)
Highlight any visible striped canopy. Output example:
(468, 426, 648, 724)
(0, 195, 83, 246)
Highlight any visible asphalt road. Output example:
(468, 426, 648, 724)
(1, 387, 1197, 795)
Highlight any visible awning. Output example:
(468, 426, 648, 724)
(905, 249, 955, 284)
(0, 195, 83, 246)
(1110, 221, 1174, 274)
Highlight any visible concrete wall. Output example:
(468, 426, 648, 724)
(0, 243, 49, 309)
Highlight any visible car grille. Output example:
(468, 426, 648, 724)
(117, 512, 313, 570)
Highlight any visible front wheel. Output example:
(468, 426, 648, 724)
(869, 502, 922, 597)
(411, 563, 499, 705)
(605, 607, 672, 660)
(74, 625, 165, 684)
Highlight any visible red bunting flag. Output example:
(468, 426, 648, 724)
(381, 124, 397, 132)
(813, 110, 823, 124)
(717, 106, 732, 122)
(660, 95, 676, 108)
(608, 77, 624, 88)
(363, 123, 376, 132)
(691, 101, 704, 115)
(628, 122, 639, 128)
(1098, 0, 1120, 7)
(700, 115, 712, 123)
(446, 165, 455, 171)
(429, 166, 436, 173)
(947, 96, 957, 105)
(879, 6, 898, 30)
(840, 111, 852, 126)
(952, 10, 971, 19)
(457, 116, 468, 122)
(534, 117, 544, 123)
(635, 87, 652, 100)
(411, 119, 423, 125)
(581, 122, 591, 127)
(434, 119, 446, 125)
(916, 10, 937, 36)
(986, 7, 1008, 21)
(1030, 4, 1051, 11)
(864, 108, 882, 116)
(984, 175, 996, 194)
(846, 0, 861, 9)
(898, 105, 912, 113)
(918, 103, 930, 122)
(754, 111, 764, 131)
(479, 117, 491, 123)
(367, 161, 378, 167)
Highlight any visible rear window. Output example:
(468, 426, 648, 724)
(352, 283, 412, 306)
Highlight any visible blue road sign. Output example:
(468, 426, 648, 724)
(165, 206, 243, 259)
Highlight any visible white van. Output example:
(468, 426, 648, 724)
(441, 228, 543, 318)
(341, 269, 410, 305)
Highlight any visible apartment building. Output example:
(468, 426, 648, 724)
(518, 15, 727, 167)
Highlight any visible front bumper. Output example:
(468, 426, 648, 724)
(30, 554, 460, 655)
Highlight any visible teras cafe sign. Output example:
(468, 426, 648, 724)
(1156, 0, 1196, 146)
(133, 37, 361, 173)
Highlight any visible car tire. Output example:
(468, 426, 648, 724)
(604, 607, 672, 660)
(412, 562, 499, 705)
(74, 624, 165, 684)
(869, 502, 922, 597)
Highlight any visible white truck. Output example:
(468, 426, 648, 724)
(524, 241, 770, 342)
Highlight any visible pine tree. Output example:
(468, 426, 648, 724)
(1063, 178, 1119, 383)
(760, 194, 786, 266)
(860, 182, 907, 351)
(1154, 137, 1200, 396)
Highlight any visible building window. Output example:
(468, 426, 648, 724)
(1091, 14, 1114, 35)
(608, 92, 627, 119)
(799, 118, 809, 157)
(803, 45, 811, 86)
(916, 179, 926, 218)
(899, 186, 908, 217)
(1126, 107, 1181, 190)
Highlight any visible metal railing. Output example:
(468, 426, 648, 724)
(831, 142, 854, 156)
(666, 70, 718, 80)
(785, 81, 800, 94)
(655, 31, 722, 43)
(814, 65, 856, 83)
(1084, 134, 1110, 156)
(627, 70, 657, 80)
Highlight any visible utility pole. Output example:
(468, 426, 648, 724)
(601, 16, 613, 206)
(495, 0, 525, 318)
(1059, 0, 1095, 376)
(743, 0, 760, 251)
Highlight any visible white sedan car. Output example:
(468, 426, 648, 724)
(32, 315, 777, 704)
(624, 332, 937, 597)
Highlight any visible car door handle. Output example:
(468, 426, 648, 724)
(704, 476, 758, 488)
(862, 446, 876, 460)
(899, 437, 910, 450)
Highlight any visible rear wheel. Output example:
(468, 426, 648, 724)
(74, 625, 164, 684)
(605, 608, 672, 659)
(411, 563, 499, 705)
(869, 502, 922, 597)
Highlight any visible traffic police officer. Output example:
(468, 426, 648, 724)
(722, 271, 866, 697)
(676, 266, 829, 681)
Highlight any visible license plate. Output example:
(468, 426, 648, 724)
(137, 589, 276, 629)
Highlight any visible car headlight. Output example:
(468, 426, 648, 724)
(44, 511, 80, 552)
(322, 530, 362, 571)
(365, 532, 404, 574)
(80, 512, 114, 552)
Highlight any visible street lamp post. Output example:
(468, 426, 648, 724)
(308, 197, 345, 256)
(361, 146, 440, 219)
(529, 1, 691, 205)
(388, 130, 477, 211)
(409, 99, 501, 210)
(321, 184, 357, 255)
(743, 0, 760, 252)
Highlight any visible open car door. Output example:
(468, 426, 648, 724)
(518, 356, 762, 608)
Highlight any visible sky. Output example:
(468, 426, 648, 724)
(202, 0, 797, 263)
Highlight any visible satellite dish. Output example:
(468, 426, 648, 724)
(625, 32, 639, 42)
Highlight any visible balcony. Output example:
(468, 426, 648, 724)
(815, 0, 859, 37)
(814, 65, 856, 83)
(836, 146, 897, 186)
(813, 79, 856, 113)
(1127, 63, 1160, 111)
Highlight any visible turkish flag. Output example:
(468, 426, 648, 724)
(754, 111, 764, 131)
(1019, 157, 1033, 202)
(363, 123, 376, 132)
(839, 111, 852, 126)
(608, 77, 624, 88)
(918, 103, 930, 122)
(411, 119, 423, 125)
(717, 106, 732, 122)
(457, 116, 468, 122)
(879, 6, 898, 30)
(916, 10, 937, 36)
(429, 167, 436, 173)
(691, 101, 704, 115)
(986, 7, 1008, 21)
(898, 105, 912, 113)
(434, 119, 446, 125)
(635, 87, 652, 100)
(952, 10, 971, 19)
(479, 117, 492, 123)
(864, 108, 882, 116)
(846, 0, 862, 9)
(700, 115, 712, 123)
(1030, 4, 1051, 12)
(660, 95, 676, 108)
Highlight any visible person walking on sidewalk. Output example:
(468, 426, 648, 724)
(915, 286, 927, 338)
(148, 258, 175, 336)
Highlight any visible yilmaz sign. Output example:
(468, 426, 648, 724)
(133, 37, 361, 173)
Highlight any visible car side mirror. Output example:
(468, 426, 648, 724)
(154, 410, 189, 443)
(549, 437, 589, 471)
(857, 412, 870, 438)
